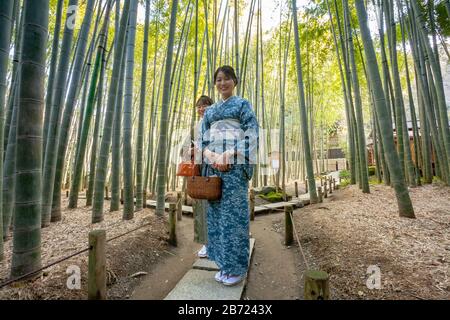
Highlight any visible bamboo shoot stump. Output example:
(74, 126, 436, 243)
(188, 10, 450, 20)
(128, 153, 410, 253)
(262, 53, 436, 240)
(304, 270, 330, 300)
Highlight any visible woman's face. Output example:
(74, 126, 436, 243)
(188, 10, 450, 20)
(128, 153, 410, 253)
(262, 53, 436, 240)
(215, 71, 235, 99)
(196, 104, 208, 117)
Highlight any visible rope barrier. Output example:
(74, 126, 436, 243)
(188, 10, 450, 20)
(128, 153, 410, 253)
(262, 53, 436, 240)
(289, 211, 310, 270)
(0, 207, 164, 289)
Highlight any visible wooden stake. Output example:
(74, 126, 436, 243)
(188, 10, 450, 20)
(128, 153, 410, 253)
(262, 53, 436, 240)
(249, 189, 255, 221)
(88, 230, 107, 300)
(305, 178, 308, 193)
(317, 187, 323, 203)
(329, 178, 333, 194)
(120, 188, 124, 204)
(168, 203, 177, 246)
(294, 181, 299, 198)
(324, 180, 328, 198)
(304, 270, 330, 300)
(66, 190, 69, 198)
(143, 190, 147, 208)
(284, 205, 293, 246)
(105, 186, 109, 200)
(176, 192, 182, 221)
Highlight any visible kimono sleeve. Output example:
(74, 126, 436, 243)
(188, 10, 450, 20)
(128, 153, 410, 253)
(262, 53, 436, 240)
(236, 100, 259, 171)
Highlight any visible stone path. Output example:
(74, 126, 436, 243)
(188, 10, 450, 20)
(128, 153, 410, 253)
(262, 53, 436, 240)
(137, 171, 341, 300)
(164, 239, 256, 300)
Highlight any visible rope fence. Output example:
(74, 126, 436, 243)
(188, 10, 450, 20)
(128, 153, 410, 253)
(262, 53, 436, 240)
(0, 204, 167, 289)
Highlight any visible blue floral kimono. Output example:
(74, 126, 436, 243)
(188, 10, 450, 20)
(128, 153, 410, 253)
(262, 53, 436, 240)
(201, 96, 259, 276)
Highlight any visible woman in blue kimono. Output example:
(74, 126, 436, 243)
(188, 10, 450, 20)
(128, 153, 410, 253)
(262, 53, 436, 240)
(200, 66, 259, 286)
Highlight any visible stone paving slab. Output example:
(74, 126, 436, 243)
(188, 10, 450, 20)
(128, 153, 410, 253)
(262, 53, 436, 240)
(254, 206, 269, 213)
(165, 238, 255, 300)
(145, 200, 193, 213)
(192, 238, 255, 271)
(164, 269, 245, 300)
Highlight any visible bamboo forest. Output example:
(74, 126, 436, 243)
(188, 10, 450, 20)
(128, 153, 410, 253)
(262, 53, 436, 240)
(0, 0, 449, 302)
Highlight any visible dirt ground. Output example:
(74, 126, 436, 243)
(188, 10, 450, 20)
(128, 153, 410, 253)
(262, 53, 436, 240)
(2, 181, 449, 300)
(243, 213, 304, 300)
(0, 197, 169, 300)
(294, 182, 450, 300)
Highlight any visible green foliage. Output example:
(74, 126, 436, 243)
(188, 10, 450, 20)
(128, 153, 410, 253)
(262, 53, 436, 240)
(339, 178, 350, 188)
(368, 175, 381, 185)
(258, 191, 284, 203)
(339, 169, 350, 179)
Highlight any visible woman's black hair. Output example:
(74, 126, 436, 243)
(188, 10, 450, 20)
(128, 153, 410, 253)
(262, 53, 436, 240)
(196, 95, 214, 107)
(213, 65, 238, 86)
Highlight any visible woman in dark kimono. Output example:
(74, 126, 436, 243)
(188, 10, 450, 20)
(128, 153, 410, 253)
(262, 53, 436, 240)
(201, 66, 259, 286)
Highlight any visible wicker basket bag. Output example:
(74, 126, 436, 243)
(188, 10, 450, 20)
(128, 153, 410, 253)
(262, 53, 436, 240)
(186, 175, 222, 201)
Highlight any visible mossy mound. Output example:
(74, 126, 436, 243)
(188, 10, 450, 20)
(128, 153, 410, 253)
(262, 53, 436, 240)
(258, 191, 284, 203)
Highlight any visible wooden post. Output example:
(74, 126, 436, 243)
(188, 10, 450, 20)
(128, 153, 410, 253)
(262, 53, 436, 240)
(294, 181, 299, 198)
(176, 192, 182, 221)
(339, 176, 342, 185)
(249, 189, 255, 221)
(329, 178, 333, 194)
(105, 186, 109, 200)
(304, 270, 330, 300)
(317, 186, 323, 203)
(66, 190, 69, 198)
(336, 161, 338, 171)
(88, 230, 107, 300)
(320, 177, 323, 186)
(284, 205, 293, 246)
(324, 180, 328, 198)
(183, 191, 188, 205)
(333, 178, 337, 190)
(143, 190, 147, 208)
(305, 178, 308, 194)
(168, 203, 177, 246)
(120, 188, 124, 204)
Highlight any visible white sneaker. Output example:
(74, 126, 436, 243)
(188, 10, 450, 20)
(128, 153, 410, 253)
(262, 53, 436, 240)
(222, 274, 245, 286)
(215, 271, 226, 283)
(197, 245, 208, 258)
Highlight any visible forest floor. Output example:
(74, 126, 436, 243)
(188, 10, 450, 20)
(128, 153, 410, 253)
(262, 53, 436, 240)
(1, 180, 449, 300)
(0, 197, 169, 299)
(293, 181, 450, 300)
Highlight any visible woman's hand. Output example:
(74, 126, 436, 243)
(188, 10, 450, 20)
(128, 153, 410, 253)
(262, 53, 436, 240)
(203, 149, 220, 164)
(213, 163, 231, 172)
